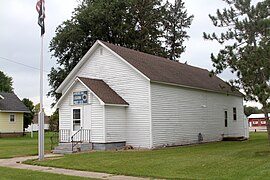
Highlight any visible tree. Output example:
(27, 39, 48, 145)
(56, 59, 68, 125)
(163, 0, 194, 60)
(244, 105, 262, 117)
(33, 103, 44, 115)
(48, 0, 193, 103)
(49, 109, 59, 132)
(22, 98, 35, 130)
(0, 70, 13, 92)
(204, 0, 270, 141)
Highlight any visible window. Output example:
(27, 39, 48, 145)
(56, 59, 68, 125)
(253, 121, 258, 124)
(9, 114, 15, 122)
(224, 111, 228, 127)
(233, 107, 237, 120)
(261, 120, 266, 124)
(73, 109, 81, 131)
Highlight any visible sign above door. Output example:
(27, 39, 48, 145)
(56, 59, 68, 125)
(73, 91, 88, 104)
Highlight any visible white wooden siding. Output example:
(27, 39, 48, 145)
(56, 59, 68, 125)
(59, 97, 71, 130)
(151, 82, 245, 148)
(90, 94, 104, 143)
(58, 81, 105, 143)
(77, 46, 150, 148)
(105, 106, 126, 142)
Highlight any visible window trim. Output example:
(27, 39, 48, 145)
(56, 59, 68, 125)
(233, 107, 237, 121)
(72, 107, 82, 131)
(224, 110, 228, 127)
(253, 121, 258, 124)
(9, 114, 16, 123)
(261, 120, 266, 124)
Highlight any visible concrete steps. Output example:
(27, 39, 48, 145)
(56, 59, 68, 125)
(52, 142, 92, 154)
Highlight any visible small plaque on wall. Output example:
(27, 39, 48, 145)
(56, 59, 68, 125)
(73, 91, 88, 104)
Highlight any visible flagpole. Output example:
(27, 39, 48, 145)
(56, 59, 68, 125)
(38, 34, 44, 161)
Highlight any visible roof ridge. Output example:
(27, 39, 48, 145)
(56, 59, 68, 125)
(99, 40, 242, 97)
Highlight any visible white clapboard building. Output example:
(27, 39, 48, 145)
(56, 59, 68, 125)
(55, 40, 249, 150)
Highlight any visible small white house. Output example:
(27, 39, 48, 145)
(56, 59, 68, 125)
(25, 115, 50, 132)
(55, 40, 248, 150)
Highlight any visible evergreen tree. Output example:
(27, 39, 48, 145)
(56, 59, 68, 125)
(163, 0, 193, 60)
(204, 0, 270, 142)
(0, 70, 13, 92)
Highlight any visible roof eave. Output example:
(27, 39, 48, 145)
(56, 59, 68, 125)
(0, 110, 30, 113)
(104, 103, 129, 107)
(55, 77, 106, 108)
(56, 41, 101, 93)
(56, 40, 151, 94)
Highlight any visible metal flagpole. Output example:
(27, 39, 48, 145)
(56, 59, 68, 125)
(38, 34, 44, 160)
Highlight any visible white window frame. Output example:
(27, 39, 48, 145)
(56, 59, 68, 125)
(253, 121, 258, 124)
(72, 107, 82, 131)
(233, 107, 237, 120)
(9, 114, 16, 123)
(261, 120, 266, 124)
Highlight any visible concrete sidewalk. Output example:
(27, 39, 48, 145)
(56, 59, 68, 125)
(0, 154, 150, 180)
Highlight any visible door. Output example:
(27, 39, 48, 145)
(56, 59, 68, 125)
(71, 108, 82, 141)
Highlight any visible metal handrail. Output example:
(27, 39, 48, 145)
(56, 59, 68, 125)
(71, 128, 91, 152)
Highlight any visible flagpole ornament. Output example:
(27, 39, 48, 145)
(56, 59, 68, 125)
(36, 0, 45, 161)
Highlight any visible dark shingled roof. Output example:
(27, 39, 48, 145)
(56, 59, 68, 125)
(0, 92, 30, 112)
(78, 77, 129, 105)
(101, 41, 242, 96)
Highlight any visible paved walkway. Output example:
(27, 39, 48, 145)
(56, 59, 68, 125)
(0, 154, 150, 180)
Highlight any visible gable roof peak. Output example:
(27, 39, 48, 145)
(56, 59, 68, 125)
(0, 92, 30, 112)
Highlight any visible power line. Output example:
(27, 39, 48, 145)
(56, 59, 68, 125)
(0, 56, 49, 73)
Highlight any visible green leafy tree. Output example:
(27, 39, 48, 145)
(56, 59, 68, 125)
(163, 0, 194, 60)
(0, 70, 13, 92)
(204, 0, 270, 141)
(33, 103, 44, 115)
(49, 109, 59, 132)
(244, 105, 262, 117)
(22, 98, 35, 130)
(48, 0, 193, 102)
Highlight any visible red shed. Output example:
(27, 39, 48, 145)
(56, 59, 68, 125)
(248, 113, 269, 132)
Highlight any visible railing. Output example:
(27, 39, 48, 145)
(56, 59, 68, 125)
(71, 128, 91, 152)
(59, 129, 71, 143)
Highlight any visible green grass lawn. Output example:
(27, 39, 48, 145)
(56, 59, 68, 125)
(0, 166, 92, 180)
(26, 132, 270, 179)
(0, 132, 57, 158)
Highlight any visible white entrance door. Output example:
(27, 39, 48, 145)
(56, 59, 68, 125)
(72, 108, 82, 141)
